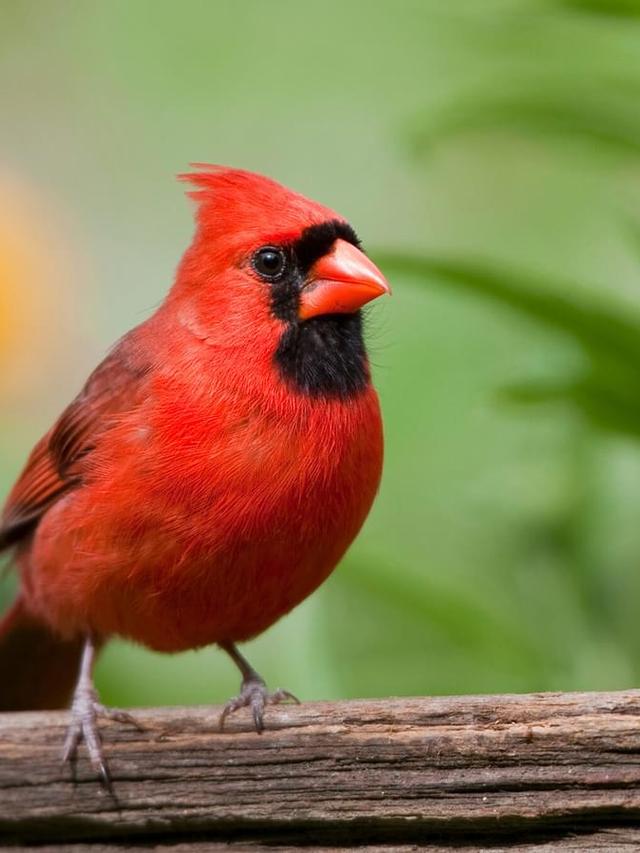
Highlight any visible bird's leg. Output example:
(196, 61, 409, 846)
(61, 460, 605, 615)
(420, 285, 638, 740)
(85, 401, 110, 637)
(219, 642, 299, 733)
(62, 634, 140, 789)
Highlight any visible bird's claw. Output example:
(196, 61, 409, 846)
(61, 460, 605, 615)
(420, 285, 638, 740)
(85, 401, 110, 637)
(62, 686, 141, 791)
(97, 704, 145, 730)
(219, 676, 299, 733)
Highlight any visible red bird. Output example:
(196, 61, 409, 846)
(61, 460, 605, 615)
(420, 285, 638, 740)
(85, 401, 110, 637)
(0, 166, 389, 783)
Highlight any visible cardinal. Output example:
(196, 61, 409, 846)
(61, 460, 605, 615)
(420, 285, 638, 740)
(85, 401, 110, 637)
(0, 166, 389, 784)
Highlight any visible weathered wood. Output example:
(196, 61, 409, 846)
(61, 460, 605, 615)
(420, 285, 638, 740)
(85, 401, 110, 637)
(1, 691, 640, 848)
(11, 831, 640, 852)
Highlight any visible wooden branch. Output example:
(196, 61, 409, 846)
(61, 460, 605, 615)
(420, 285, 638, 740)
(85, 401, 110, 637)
(1, 690, 640, 849)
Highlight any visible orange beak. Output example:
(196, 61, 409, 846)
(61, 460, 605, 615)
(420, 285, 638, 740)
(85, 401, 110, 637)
(298, 239, 391, 321)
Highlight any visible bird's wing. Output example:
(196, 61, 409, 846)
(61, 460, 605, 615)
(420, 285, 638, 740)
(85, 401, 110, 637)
(0, 339, 149, 549)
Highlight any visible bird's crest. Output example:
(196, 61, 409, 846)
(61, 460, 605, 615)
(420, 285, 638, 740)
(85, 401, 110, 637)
(178, 164, 339, 238)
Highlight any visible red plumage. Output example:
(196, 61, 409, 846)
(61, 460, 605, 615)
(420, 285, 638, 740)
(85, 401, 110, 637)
(0, 167, 388, 768)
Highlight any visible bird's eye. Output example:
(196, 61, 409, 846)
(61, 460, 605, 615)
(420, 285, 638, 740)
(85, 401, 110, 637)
(253, 246, 286, 280)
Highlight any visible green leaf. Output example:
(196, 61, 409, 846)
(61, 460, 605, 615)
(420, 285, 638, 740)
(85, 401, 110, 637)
(378, 252, 640, 359)
(410, 83, 640, 159)
(379, 252, 640, 438)
(551, 0, 640, 17)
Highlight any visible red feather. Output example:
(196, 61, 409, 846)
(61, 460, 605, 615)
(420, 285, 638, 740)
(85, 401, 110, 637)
(1, 167, 385, 687)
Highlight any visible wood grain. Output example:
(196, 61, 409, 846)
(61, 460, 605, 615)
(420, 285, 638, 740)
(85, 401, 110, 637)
(1, 690, 640, 848)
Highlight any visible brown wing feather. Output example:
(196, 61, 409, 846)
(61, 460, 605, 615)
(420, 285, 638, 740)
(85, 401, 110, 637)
(0, 337, 149, 549)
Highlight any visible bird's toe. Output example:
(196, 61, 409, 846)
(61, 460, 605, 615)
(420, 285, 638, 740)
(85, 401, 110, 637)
(219, 677, 299, 733)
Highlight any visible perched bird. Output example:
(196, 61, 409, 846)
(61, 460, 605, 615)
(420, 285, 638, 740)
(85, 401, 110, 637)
(0, 166, 389, 783)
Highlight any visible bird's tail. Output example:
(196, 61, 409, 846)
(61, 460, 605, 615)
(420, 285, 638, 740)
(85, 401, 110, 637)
(0, 596, 83, 711)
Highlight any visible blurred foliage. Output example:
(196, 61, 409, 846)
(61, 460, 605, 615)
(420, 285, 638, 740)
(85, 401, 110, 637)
(2, 1, 640, 708)
(411, 81, 640, 160)
(323, 1, 640, 699)
(551, 0, 640, 17)
(378, 252, 640, 439)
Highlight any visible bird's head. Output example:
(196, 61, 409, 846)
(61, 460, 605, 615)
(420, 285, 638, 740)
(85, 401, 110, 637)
(170, 166, 390, 399)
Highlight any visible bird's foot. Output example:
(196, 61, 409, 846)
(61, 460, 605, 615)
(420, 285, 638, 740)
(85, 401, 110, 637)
(62, 682, 141, 791)
(219, 674, 299, 733)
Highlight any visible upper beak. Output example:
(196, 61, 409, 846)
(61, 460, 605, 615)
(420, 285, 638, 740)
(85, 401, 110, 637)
(298, 239, 391, 321)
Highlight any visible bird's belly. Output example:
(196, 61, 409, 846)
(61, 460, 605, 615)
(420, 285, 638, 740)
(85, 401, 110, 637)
(23, 397, 382, 651)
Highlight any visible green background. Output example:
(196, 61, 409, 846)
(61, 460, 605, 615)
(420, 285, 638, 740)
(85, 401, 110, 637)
(2, 0, 640, 709)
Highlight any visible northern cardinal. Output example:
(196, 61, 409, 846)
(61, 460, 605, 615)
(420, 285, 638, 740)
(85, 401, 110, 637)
(0, 166, 389, 783)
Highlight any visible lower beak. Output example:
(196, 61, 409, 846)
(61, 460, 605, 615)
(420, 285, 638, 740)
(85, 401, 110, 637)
(298, 239, 391, 321)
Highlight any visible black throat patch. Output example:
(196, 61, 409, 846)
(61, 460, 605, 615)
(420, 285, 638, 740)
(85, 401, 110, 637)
(270, 220, 370, 400)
